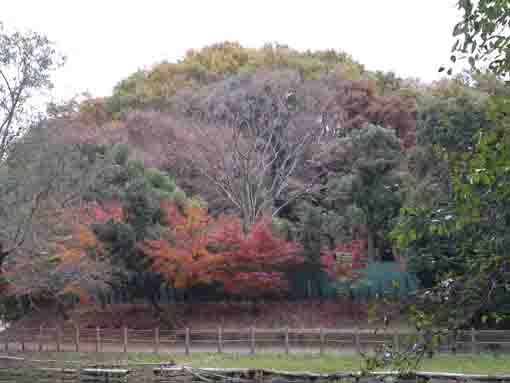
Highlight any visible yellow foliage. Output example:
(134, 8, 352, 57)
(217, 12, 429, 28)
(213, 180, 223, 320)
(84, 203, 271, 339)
(55, 247, 84, 269)
(174, 272, 187, 289)
(76, 226, 98, 248)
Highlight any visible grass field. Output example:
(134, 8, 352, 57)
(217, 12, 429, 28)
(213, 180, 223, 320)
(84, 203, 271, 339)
(7, 352, 510, 374)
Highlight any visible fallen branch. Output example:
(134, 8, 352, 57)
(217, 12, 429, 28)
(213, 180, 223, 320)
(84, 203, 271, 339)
(155, 366, 510, 382)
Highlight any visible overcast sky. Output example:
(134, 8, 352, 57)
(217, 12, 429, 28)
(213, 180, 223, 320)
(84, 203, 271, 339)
(3, 0, 460, 101)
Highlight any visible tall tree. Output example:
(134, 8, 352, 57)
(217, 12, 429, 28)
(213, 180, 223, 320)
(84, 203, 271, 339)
(0, 22, 63, 159)
(328, 125, 403, 262)
(168, 70, 326, 230)
(396, 79, 496, 288)
(0, 23, 66, 274)
(394, 96, 510, 329)
(90, 150, 186, 310)
(387, 3, 510, 367)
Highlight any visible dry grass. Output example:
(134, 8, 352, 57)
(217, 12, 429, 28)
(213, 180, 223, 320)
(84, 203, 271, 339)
(8, 352, 510, 374)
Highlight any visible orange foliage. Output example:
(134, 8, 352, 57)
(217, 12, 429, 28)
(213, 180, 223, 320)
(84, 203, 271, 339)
(140, 202, 302, 295)
(51, 203, 123, 302)
(61, 283, 92, 305)
(55, 225, 100, 270)
(0, 203, 119, 301)
(56, 202, 125, 267)
(141, 202, 218, 289)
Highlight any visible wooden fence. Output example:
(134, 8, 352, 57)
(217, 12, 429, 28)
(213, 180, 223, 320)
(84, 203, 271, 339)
(1, 327, 510, 354)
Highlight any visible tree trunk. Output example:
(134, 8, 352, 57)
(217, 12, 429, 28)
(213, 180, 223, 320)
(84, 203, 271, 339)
(374, 235, 381, 261)
(241, 210, 254, 235)
(185, 288, 193, 315)
(251, 298, 260, 315)
(149, 294, 162, 314)
(0, 242, 9, 270)
(55, 300, 68, 321)
(367, 229, 376, 263)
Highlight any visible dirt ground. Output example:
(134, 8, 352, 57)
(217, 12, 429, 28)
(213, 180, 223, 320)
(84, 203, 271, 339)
(11, 299, 408, 330)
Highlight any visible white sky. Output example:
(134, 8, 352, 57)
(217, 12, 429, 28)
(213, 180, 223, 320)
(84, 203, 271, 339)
(3, 0, 460, 101)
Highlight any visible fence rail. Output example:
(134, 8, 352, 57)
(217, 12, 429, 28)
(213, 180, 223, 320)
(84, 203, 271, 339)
(1, 327, 509, 355)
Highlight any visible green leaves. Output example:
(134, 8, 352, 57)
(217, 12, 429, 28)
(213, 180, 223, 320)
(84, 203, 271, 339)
(395, 90, 510, 333)
(112, 143, 130, 166)
(468, 56, 476, 68)
(329, 125, 403, 261)
(453, 0, 510, 76)
(106, 43, 364, 116)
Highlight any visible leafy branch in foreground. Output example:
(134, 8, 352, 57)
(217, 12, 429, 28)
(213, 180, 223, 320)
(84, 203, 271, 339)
(382, 95, 510, 373)
(447, 0, 510, 77)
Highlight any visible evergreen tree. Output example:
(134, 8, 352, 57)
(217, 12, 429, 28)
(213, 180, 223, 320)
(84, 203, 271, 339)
(329, 125, 403, 262)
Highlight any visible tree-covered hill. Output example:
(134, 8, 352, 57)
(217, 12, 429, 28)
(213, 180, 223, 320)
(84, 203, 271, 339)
(2, 29, 509, 333)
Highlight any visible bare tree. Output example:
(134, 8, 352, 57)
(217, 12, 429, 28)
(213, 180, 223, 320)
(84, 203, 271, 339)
(0, 22, 63, 160)
(0, 22, 70, 291)
(167, 71, 327, 230)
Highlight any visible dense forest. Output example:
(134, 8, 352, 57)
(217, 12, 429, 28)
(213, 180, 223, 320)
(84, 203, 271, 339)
(1, 0, 510, 334)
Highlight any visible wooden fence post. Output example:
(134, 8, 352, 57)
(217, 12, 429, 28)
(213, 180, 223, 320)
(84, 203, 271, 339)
(319, 328, 325, 355)
(20, 327, 25, 352)
(38, 325, 44, 352)
(471, 328, 477, 354)
(95, 326, 100, 352)
(185, 327, 190, 356)
(217, 326, 223, 353)
(355, 329, 360, 353)
(75, 325, 80, 352)
(154, 327, 160, 354)
(284, 327, 289, 355)
(250, 327, 255, 355)
(56, 326, 61, 352)
(123, 326, 128, 353)
(354, 298, 360, 326)
(451, 331, 457, 353)
(436, 331, 443, 353)
(393, 331, 400, 353)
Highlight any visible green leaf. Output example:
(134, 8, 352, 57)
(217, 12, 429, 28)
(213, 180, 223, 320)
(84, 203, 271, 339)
(453, 22, 464, 36)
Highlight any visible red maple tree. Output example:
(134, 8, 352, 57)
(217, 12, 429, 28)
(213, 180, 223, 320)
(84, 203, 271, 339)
(139, 202, 303, 297)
